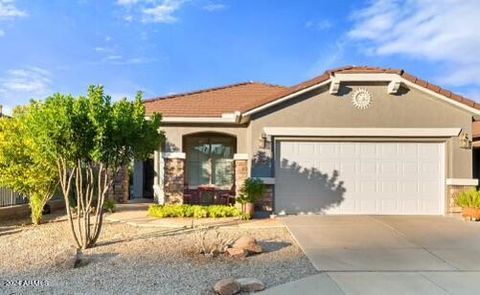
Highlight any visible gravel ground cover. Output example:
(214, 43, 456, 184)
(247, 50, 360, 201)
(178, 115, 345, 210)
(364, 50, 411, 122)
(0, 218, 317, 294)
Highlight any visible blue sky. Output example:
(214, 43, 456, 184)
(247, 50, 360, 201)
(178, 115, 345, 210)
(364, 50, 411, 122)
(1, 0, 479, 115)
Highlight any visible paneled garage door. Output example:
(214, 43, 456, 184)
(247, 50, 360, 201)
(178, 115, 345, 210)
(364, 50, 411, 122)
(275, 141, 445, 215)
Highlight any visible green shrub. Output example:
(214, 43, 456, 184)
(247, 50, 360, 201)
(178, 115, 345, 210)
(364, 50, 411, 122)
(208, 205, 242, 218)
(456, 189, 480, 209)
(148, 204, 241, 219)
(103, 199, 117, 213)
(192, 206, 208, 218)
(241, 213, 252, 220)
(237, 177, 267, 204)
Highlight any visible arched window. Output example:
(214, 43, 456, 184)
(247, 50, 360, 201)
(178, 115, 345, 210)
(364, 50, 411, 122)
(184, 133, 236, 189)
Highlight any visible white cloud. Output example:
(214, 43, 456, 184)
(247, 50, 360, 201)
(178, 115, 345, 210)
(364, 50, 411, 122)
(97, 55, 155, 65)
(305, 19, 332, 31)
(0, 67, 52, 100)
(0, 0, 26, 36)
(0, 0, 27, 20)
(116, 0, 140, 6)
(106, 54, 122, 60)
(203, 3, 227, 12)
(93, 41, 155, 65)
(142, 0, 185, 23)
(116, 0, 187, 24)
(94, 46, 110, 52)
(348, 0, 480, 87)
(111, 57, 156, 65)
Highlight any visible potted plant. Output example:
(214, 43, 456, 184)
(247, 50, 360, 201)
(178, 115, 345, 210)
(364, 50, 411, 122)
(237, 177, 267, 218)
(456, 189, 480, 221)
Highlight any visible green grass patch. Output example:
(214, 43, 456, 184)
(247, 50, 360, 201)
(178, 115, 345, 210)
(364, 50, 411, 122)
(148, 204, 242, 219)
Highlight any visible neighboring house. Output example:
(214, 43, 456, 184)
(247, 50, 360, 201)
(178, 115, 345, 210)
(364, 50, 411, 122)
(132, 66, 480, 216)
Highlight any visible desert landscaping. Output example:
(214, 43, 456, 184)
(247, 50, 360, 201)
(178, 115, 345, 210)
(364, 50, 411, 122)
(0, 215, 317, 294)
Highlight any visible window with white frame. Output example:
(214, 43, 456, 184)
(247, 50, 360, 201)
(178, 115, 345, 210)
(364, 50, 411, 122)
(184, 134, 236, 189)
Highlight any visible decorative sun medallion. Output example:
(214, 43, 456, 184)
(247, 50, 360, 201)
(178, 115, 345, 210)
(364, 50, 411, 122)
(351, 88, 372, 110)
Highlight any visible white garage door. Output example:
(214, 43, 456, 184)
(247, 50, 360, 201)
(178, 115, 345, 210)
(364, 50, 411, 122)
(275, 141, 445, 215)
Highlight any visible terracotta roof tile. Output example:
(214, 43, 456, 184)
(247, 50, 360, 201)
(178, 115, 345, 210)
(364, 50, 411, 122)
(144, 65, 480, 118)
(450, 93, 463, 102)
(463, 98, 476, 107)
(439, 88, 452, 98)
(144, 82, 287, 117)
(415, 78, 428, 88)
(401, 72, 417, 83)
(427, 83, 441, 93)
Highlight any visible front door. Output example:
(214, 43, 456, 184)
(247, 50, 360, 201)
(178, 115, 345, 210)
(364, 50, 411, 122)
(143, 158, 155, 199)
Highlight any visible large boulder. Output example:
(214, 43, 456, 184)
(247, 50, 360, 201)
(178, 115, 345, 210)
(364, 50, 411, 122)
(232, 235, 262, 254)
(213, 278, 240, 295)
(236, 278, 265, 292)
(53, 246, 82, 270)
(225, 247, 247, 258)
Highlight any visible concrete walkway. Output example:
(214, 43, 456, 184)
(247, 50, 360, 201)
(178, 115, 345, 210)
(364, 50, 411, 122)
(261, 215, 480, 294)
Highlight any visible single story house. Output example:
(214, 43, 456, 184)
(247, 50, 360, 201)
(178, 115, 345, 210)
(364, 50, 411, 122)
(131, 66, 480, 215)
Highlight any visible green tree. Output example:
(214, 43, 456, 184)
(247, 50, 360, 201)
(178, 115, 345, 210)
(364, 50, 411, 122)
(28, 86, 164, 249)
(0, 107, 58, 225)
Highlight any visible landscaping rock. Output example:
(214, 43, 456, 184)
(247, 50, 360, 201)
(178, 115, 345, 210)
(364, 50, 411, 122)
(53, 246, 82, 270)
(225, 247, 247, 258)
(236, 278, 265, 292)
(213, 278, 240, 295)
(232, 235, 262, 254)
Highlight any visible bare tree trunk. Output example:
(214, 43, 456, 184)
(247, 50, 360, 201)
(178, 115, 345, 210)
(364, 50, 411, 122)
(58, 158, 81, 249)
(59, 158, 120, 249)
(75, 162, 85, 248)
(89, 164, 113, 247)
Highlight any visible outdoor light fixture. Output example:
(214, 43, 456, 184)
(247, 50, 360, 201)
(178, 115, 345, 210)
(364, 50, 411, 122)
(460, 132, 472, 149)
(258, 132, 268, 149)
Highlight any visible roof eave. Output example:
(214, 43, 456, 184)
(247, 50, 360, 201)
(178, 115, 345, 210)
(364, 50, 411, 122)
(151, 112, 243, 124)
(243, 73, 480, 118)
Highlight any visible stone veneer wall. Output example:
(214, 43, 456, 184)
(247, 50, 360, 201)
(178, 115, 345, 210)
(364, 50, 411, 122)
(108, 166, 129, 203)
(234, 158, 248, 199)
(447, 184, 477, 213)
(164, 158, 185, 204)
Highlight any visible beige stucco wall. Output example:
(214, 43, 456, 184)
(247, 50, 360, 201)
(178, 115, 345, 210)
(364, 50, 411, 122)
(248, 82, 473, 179)
(161, 125, 248, 153)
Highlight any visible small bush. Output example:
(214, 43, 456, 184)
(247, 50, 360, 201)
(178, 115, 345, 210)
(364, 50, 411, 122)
(193, 227, 235, 257)
(457, 189, 480, 209)
(103, 199, 117, 213)
(208, 205, 242, 218)
(148, 204, 241, 219)
(238, 177, 267, 204)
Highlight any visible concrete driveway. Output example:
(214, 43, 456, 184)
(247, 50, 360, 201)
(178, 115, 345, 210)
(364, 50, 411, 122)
(262, 215, 480, 295)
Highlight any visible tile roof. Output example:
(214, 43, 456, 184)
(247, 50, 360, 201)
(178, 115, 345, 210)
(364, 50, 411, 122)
(144, 82, 287, 117)
(144, 66, 480, 118)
